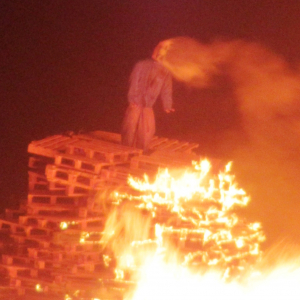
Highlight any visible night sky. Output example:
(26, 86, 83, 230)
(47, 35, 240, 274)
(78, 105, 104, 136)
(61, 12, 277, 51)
(2, 0, 300, 248)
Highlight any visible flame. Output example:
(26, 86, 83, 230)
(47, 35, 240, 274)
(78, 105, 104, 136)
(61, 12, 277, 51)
(127, 254, 300, 300)
(100, 159, 265, 285)
(67, 158, 300, 300)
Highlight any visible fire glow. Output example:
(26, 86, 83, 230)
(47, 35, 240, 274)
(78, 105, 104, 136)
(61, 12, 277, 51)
(103, 159, 265, 276)
(58, 157, 300, 300)
(86, 159, 297, 300)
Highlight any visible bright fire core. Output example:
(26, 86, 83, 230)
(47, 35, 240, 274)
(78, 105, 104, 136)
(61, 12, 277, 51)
(71, 160, 263, 299)
(102, 159, 265, 276)
(71, 158, 300, 300)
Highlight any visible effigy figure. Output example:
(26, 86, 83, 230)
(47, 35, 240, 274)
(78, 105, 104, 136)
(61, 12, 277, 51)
(121, 55, 174, 152)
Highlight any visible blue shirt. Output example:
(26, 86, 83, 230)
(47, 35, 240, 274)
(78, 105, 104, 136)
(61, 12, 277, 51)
(128, 59, 173, 110)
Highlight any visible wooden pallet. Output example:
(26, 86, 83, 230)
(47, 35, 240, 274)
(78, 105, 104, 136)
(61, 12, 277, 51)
(0, 219, 53, 237)
(28, 132, 141, 160)
(9, 234, 57, 249)
(6, 131, 206, 299)
(45, 165, 104, 190)
(2, 254, 46, 269)
(27, 247, 104, 262)
(130, 155, 168, 170)
(2, 253, 102, 275)
(130, 153, 193, 170)
(28, 171, 66, 192)
(29, 173, 94, 197)
(81, 131, 199, 154)
(27, 191, 89, 206)
(28, 132, 197, 161)
(54, 152, 113, 174)
(149, 137, 199, 153)
(0, 263, 36, 278)
(165, 141, 199, 153)
(28, 135, 80, 157)
(66, 139, 142, 163)
(5, 209, 26, 220)
(28, 156, 54, 169)
(25, 204, 89, 218)
(19, 215, 104, 230)
(8, 275, 65, 295)
(8, 272, 66, 291)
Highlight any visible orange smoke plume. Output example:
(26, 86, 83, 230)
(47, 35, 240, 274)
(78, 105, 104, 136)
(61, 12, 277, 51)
(153, 36, 300, 121)
(152, 37, 220, 87)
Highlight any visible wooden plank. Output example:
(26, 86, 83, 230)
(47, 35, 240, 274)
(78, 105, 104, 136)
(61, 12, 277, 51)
(27, 247, 104, 262)
(2, 255, 45, 269)
(9, 234, 52, 248)
(54, 152, 113, 174)
(150, 139, 179, 150)
(28, 135, 81, 157)
(174, 142, 199, 153)
(130, 155, 162, 170)
(27, 191, 89, 206)
(28, 156, 54, 169)
(161, 141, 190, 152)
(28, 171, 67, 192)
(0, 219, 28, 235)
(148, 137, 169, 149)
(0, 263, 33, 278)
(19, 215, 104, 230)
(0, 219, 53, 237)
(46, 166, 128, 191)
(29, 135, 72, 149)
(9, 275, 65, 294)
(66, 140, 141, 163)
(28, 171, 47, 185)
(5, 209, 25, 220)
(29, 135, 70, 147)
(45, 165, 103, 190)
(25, 203, 89, 218)
(2, 253, 105, 274)
(28, 133, 143, 164)
(148, 137, 199, 154)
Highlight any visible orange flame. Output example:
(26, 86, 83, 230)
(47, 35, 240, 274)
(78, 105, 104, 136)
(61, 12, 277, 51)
(65, 158, 300, 300)
(100, 159, 265, 284)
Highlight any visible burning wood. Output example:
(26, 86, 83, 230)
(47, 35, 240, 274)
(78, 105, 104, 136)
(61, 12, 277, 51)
(101, 159, 265, 283)
(1, 130, 298, 300)
(0, 131, 201, 298)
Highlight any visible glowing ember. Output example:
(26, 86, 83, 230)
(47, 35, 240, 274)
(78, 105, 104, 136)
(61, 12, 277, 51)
(60, 221, 68, 230)
(35, 283, 43, 292)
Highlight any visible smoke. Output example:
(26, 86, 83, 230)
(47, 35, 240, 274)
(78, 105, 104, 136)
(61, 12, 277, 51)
(214, 40, 300, 146)
(156, 37, 300, 248)
(156, 37, 300, 128)
(155, 37, 220, 88)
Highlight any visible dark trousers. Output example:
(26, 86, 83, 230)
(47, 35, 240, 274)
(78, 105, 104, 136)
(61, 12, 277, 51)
(121, 103, 155, 151)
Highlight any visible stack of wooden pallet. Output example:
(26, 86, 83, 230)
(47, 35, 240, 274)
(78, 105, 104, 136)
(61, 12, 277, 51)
(0, 131, 199, 299)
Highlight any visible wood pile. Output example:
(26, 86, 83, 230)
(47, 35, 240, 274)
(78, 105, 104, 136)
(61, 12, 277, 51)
(0, 131, 199, 299)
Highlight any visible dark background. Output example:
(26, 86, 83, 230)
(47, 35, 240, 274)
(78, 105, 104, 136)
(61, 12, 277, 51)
(2, 0, 300, 249)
